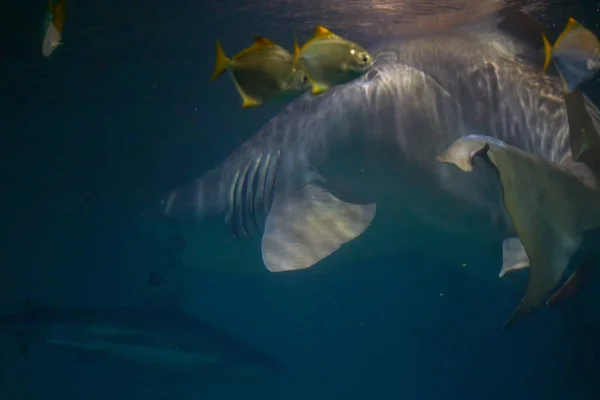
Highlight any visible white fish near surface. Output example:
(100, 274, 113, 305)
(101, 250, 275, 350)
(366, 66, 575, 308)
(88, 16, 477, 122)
(150, 12, 600, 286)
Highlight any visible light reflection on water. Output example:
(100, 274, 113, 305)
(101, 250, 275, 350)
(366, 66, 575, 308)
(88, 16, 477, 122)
(208, 0, 549, 39)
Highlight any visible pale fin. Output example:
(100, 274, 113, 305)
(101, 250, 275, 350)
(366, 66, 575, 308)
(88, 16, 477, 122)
(252, 36, 275, 48)
(542, 34, 552, 73)
(261, 183, 376, 272)
(211, 41, 230, 81)
(500, 237, 530, 278)
(435, 134, 491, 172)
(437, 135, 600, 329)
(230, 78, 263, 108)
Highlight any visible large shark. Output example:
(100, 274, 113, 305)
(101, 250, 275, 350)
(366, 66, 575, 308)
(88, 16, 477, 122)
(0, 274, 285, 379)
(151, 12, 600, 293)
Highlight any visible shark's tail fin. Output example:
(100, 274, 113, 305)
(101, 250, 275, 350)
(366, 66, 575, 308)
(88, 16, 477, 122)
(437, 134, 600, 329)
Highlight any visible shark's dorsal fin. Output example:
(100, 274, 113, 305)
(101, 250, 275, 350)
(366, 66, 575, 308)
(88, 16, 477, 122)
(143, 271, 184, 313)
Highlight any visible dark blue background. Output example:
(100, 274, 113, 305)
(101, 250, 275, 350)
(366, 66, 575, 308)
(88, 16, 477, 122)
(1, 0, 599, 398)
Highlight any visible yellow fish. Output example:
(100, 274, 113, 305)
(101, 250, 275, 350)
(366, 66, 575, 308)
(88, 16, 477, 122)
(293, 26, 374, 95)
(211, 36, 309, 108)
(42, 0, 67, 58)
(542, 18, 600, 93)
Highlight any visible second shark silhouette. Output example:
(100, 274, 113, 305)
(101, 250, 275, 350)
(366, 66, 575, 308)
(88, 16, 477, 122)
(437, 134, 600, 329)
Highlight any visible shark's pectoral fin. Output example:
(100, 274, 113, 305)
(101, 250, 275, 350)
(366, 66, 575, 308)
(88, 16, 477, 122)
(261, 183, 376, 272)
(500, 237, 530, 278)
(503, 239, 572, 329)
(438, 135, 600, 328)
(547, 252, 596, 308)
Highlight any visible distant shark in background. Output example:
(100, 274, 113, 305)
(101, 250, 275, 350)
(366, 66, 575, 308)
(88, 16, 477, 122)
(0, 272, 285, 379)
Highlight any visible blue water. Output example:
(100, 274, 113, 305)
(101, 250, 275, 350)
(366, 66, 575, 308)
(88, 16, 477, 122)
(1, 0, 600, 398)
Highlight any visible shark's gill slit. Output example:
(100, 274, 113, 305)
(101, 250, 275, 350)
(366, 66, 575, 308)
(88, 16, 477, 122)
(226, 151, 281, 238)
(244, 156, 263, 235)
(262, 151, 281, 219)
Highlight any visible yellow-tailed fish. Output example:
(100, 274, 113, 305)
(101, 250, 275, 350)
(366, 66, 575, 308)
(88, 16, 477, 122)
(542, 18, 600, 92)
(293, 26, 374, 95)
(42, 0, 67, 58)
(211, 36, 309, 108)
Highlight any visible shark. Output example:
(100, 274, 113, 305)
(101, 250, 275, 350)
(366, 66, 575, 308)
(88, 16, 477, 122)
(0, 273, 285, 379)
(146, 11, 600, 321)
(437, 134, 600, 327)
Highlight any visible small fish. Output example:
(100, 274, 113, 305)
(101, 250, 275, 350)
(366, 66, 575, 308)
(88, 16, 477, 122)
(41, 0, 67, 58)
(542, 18, 600, 93)
(211, 36, 309, 108)
(293, 26, 374, 95)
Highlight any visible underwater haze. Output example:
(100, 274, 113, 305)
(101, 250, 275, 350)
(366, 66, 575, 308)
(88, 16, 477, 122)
(2, 0, 600, 399)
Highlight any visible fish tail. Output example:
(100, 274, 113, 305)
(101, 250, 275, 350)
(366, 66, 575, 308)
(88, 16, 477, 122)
(53, 0, 67, 32)
(212, 40, 230, 81)
(541, 33, 553, 73)
(292, 35, 301, 68)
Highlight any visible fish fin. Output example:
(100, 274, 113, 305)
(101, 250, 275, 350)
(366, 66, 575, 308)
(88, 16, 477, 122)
(435, 135, 490, 172)
(309, 79, 330, 95)
(230, 78, 263, 108)
(500, 237, 530, 278)
(242, 97, 263, 108)
(564, 89, 600, 173)
(546, 254, 595, 308)
(553, 18, 581, 51)
(293, 35, 301, 67)
(303, 25, 338, 48)
(211, 40, 230, 81)
(542, 34, 553, 73)
(313, 25, 336, 39)
(52, 0, 67, 32)
(261, 183, 376, 272)
(438, 135, 599, 329)
(252, 36, 275, 48)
